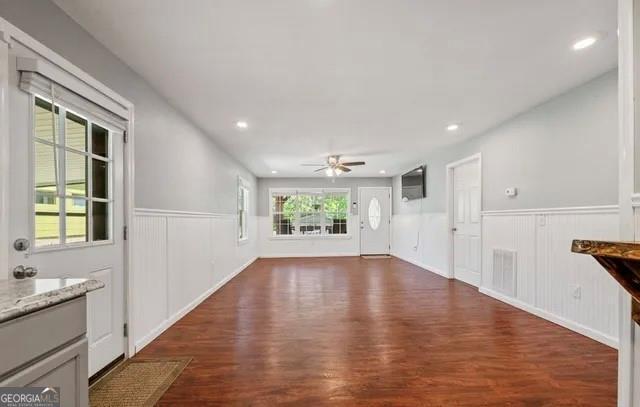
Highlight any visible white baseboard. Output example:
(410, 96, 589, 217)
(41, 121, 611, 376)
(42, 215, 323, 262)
(134, 257, 257, 352)
(479, 287, 618, 349)
(259, 253, 360, 258)
(391, 252, 451, 279)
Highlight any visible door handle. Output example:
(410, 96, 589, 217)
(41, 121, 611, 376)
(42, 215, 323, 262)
(451, 227, 457, 232)
(13, 265, 38, 279)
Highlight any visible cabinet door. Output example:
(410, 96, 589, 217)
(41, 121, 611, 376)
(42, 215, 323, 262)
(0, 338, 88, 407)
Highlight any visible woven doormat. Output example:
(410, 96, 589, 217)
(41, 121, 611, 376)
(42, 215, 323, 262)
(362, 255, 392, 259)
(90, 357, 192, 407)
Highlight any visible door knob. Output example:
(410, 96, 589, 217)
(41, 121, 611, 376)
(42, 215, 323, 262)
(451, 227, 457, 232)
(13, 265, 38, 279)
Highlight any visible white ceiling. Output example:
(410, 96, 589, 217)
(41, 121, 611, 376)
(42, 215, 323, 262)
(54, 0, 617, 177)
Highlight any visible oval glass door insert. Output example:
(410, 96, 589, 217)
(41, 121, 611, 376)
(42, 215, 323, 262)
(368, 197, 381, 230)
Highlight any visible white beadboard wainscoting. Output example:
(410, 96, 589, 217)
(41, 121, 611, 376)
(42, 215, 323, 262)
(391, 212, 449, 277)
(391, 206, 620, 348)
(132, 208, 257, 352)
(258, 216, 360, 258)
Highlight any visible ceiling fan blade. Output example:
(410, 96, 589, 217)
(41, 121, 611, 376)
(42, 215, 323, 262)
(314, 167, 329, 172)
(301, 164, 326, 167)
(337, 165, 352, 173)
(340, 161, 365, 166)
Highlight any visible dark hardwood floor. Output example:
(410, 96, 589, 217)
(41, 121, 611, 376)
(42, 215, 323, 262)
(138, 257, 617, 406)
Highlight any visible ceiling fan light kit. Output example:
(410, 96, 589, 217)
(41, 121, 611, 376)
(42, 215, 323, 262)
(303, 155, 366, 177)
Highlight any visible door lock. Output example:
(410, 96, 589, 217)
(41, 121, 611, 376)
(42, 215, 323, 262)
(13, 238, 30, 252)
(13, 265, 38, 279)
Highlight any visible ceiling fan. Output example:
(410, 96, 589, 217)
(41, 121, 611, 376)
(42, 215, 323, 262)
(301, 155, 366, 176)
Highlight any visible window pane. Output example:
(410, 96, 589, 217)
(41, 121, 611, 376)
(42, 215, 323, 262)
(66, 151, 87, 197)
(92, 159, 109, 199)
(34, 98, 59, 144)
(35, 141, 58, 194)
(66, 198, 87, 243)
(93, 201, 110, 241)
(92, 124, 109, 158)
(65, 111, 87, 151)
(272, 194, 296, 235)
(35, 199, 60, 247)
(272, 214, 293, 235)
(325, 193, 348, 235)
(298, 193, 322, 235)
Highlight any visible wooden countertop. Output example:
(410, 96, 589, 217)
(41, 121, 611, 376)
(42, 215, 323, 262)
(571, 240, 640, 260)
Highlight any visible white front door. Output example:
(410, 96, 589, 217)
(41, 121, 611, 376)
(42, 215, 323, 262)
(452, 159, 481, 287)
(359, 187, 391, 255)
(8, 56, 126, 375)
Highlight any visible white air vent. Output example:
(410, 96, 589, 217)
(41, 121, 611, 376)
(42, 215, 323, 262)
(492, 249, 517, 297)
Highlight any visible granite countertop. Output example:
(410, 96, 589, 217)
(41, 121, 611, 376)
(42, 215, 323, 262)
(0, 278, 104, 324)
(571, 240, 640, 260)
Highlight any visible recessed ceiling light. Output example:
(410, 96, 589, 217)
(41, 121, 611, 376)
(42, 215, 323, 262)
(271, 170, 278, 174)
(379, 170, 386, 174)
(447, 124, 459, 132)
(572, 36, 597, 51)
(236, 121, 248, 129)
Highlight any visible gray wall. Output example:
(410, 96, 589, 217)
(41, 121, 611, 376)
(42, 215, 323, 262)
(257, 177, 392, 216)
(394, 70, 618, 215)
(0, 0, 256, 215)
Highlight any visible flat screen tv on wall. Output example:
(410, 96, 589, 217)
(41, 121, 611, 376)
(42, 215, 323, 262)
(401, 166, 426, 201)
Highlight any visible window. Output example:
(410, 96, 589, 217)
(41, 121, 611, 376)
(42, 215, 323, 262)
(238, 179, 249, 241)
(33, 96, 112, 248)
(271, 189, 349, 237)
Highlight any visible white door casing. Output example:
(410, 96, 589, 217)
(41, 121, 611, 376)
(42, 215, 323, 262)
(7, 41, 127, 376)
(359, 187, 391, 255)
(447, 154, 482, 287)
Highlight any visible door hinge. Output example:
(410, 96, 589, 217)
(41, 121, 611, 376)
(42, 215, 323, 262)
(123, 131, 128, 144)
(123, 323, 128, 337)
(123, 226, 128, 241)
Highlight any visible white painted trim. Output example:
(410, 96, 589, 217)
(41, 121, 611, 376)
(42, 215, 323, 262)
(391, 253, 451, 279)
(358, 186, 392, 255)
(259, 253, 359, 259)
(0, 32, 9, 280)
(268, 187, 352, 238)
(631, 193, 640, 207)
(268, 234, 352, 241)
(134, 256, 257, 352)
(481, 205, 619, 216)
(480, 287, 618, 349)
(618, 0, 637, 404)
(445, 153, 482, 283)
(135, 208, 235, 218)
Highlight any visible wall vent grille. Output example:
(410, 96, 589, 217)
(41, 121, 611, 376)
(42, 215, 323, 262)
(492, 249, 517, 297)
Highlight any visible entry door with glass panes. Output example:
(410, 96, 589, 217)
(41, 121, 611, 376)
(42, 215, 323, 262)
(9, 94, 125, 376)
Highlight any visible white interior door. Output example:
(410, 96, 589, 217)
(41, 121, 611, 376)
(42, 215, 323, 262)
(452, 159, 481, 287)
(359, 187, 391, 255)
(7, 46, 125, 376)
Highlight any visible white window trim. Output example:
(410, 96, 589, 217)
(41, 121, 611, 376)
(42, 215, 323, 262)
(268, 187, 351, 240)
(238, 176, 250, 244)
(30, 95, 115, 252)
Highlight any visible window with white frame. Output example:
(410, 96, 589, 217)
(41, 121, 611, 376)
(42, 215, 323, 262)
(33, 96, 112, 248)
(238, 179, 249, 241)
(271, 189, 349, 236)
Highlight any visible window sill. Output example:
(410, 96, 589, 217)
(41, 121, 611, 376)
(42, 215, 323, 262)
(31, 239, 115, 254)
(269, 234, 352, 241)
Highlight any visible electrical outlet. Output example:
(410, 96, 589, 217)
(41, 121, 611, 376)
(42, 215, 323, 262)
(572, 285, 581, 300)
(538, 215, 546, 227)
